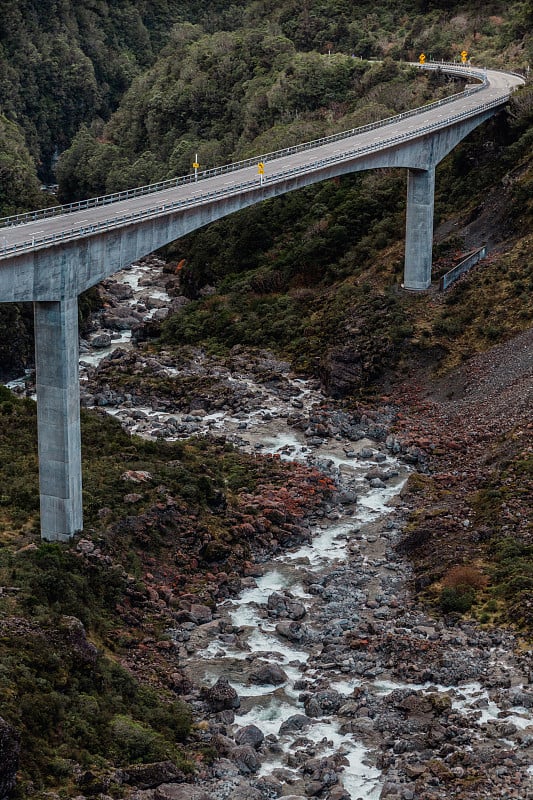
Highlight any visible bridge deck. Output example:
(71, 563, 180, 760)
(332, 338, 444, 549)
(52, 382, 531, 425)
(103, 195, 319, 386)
(0, 64, 523, 260)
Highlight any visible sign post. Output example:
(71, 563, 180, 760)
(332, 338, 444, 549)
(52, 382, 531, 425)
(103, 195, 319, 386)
(192, 153, 200, 182)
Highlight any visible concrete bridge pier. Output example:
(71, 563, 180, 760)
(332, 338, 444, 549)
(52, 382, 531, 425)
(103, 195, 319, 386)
(403, 166, 435, 290)
(34, 297, 83, 541)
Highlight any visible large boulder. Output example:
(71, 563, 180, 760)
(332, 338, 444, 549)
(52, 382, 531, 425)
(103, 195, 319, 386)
(227, 786, 263, 800)
(275, 620, 306, 642)
(279, 714, 312, 735)
(234, 724, 264, 749)
(267, 592, 306, 620)
(154, 786, 210, 800)
(304, 690, 343, 717)
(229, 745, 261, 774)
(201, 676, 240, 712)
(121, 761, 186, 789)
(248, 662, 288, 686)
(90, 333, 112, 349)
(319, 346, 363, 398)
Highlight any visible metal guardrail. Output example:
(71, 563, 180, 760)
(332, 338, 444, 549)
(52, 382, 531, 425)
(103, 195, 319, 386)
(0, 63, 520, 261)
(0, 95, 510, 260)
(440, 245, 488, 290)
(0, 61, 488, 231)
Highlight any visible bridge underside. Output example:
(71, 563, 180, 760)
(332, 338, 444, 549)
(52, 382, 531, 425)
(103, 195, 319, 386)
(0, 106, 501, 540)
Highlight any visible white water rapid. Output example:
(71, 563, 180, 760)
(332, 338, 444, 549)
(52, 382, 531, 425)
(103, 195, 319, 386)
(5, 257, 531, 799)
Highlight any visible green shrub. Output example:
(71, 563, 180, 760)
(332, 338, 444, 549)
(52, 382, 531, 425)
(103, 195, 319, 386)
(109, 715, 172, 764)
(440, 585, 475, 613)
(432, 315, 465, 337)
(19, 542, 125, 632)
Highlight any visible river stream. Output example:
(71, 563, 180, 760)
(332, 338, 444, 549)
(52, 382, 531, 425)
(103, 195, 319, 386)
(6, 257, 532, 799)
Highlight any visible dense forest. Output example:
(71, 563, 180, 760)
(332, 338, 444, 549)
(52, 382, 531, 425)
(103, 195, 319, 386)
(0, 0, 531, 201)
(0, 1, 531, 797)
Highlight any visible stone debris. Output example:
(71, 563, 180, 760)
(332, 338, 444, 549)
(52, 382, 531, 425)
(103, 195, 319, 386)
(37, 256, 532, 800)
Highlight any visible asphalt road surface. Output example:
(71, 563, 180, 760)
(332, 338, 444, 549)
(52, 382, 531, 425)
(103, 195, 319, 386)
(0, 64, 523, 258)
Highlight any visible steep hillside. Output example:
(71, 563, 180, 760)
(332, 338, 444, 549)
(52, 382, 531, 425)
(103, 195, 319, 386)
(55, 48, 457, 200)
(0, 395, 335, 797)
(52, 0, 532, 199)
(0, 0, 530, 190)
(158, 86, 532, 388)
(0, 0, 214, 179)
(393, 325, 532, 628)
(0, 4, 530, 796)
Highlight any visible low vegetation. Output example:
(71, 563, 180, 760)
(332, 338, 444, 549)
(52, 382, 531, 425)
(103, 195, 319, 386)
(0, 391, 334, 795)
(0, 1, 531, 794)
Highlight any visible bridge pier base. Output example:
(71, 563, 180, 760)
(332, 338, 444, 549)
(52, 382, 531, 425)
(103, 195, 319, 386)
(34, 298, 83, 541)
(403, 166, 435, 290)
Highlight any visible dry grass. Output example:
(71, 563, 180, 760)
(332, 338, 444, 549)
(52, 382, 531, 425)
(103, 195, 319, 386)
(442, 564, 488, 590)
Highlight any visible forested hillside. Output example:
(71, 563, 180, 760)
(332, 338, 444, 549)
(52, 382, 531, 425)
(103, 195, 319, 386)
(1, 0, 531, 199)
(0, 2, 531, 797)
(0, 0, 531, 377)
(0, 0, 207, 181)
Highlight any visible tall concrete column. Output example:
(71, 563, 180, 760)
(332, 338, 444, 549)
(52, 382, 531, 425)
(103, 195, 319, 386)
(403, 166, 435, 290)
(34, 297, 83, 541)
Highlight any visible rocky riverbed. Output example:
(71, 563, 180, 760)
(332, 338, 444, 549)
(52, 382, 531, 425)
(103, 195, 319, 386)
(9, 257, 532, 800)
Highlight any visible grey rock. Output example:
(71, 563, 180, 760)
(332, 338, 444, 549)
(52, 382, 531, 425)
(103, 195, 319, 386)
(154, 786, 210, 800)
(104, 281, 134, 300)
(327, 788, 351, 800)
(228, 786, 263, 800)
(267, 592, 306, 620)
(202, 676, 240, 711)
(230, 744, 261, 774)
(279, 714, 312, 735)
(90, 333, 112, 348)
(275, 620, 305, 642)
(121, 761, 185, 789)
(248, 662, 288, 686)
(304, 690, 343, 717)
(189, 604, 213, 624)
(234, 725, 264, 749)
(319, 346, 363, 398)
(359, 447, 374, 459)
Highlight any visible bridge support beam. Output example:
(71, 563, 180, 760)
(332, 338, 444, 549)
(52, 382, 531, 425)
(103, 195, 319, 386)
(403, 166, 435, 290)
(34, 298, 83, 541)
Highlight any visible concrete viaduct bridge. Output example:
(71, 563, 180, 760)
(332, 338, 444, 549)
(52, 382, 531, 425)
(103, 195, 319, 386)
(0, 62, 524, 541)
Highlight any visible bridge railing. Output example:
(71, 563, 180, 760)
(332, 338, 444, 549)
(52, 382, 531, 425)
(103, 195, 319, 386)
(0, 90, 512, 260)
(0, 62, 490, 231)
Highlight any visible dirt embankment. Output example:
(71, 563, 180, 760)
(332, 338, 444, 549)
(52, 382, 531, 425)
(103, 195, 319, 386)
(387, 326, 532, 621)
(396, 327, 532, 459)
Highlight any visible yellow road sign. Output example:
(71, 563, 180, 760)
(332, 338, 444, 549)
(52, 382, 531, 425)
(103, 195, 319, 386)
(192, 161, 199, 169)
(461, 50, 468, 63)
(258, 162, 265, 175)
(419, 53, 426, 64)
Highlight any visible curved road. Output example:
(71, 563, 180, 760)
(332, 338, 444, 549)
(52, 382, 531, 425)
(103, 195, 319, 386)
(0, 63, 523, 259)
